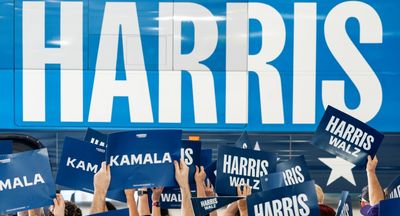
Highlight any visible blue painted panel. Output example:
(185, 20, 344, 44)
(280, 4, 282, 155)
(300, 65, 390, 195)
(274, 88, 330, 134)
(0, 0, 14, 69)
(0, 0, 398, 131)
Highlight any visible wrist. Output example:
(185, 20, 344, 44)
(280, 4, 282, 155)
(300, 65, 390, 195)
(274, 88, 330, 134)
(94, 189, 107, 198)
(126, 195, 135, 202)
(238, 199, 247, 209)
(195, 179, 204, 184)
(179, 180, 190, 191)
(206, 192, 215, 197)
(180, 185, 191, 193)
(152, 201, 160, 208)
(180, 187, 191, 197)
(152, 196, 161, 202)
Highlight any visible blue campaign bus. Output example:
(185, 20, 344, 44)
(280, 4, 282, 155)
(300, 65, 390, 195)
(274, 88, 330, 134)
(1, 0, 400, 196)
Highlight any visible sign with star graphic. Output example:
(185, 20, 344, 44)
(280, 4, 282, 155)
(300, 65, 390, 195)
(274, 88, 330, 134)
(319, 157, 356, 186)
(312, 106, 384, 167)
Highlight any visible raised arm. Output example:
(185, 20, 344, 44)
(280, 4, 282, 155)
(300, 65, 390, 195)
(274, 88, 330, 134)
(224, 203, 239, 216)
(366, 155, 384, 205)
(125, 189, 139, 216)
(48, 194, 66, 216)
(204, 180, 218, 216)
(195, 166, 207, 198)
(90, 162, 111, 214)
(151, 187, 164, 216)
(174, 160, 195, 216)
(237, 185, 251, 216)
(138, 188, 151, 216)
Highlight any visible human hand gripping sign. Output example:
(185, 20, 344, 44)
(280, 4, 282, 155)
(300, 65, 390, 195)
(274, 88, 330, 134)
(50, 194, 65, 216)
(237, 185, 252, 215)
(205, 180, 215, 197)
(94, 162, 111, 196)
(195, 165, 207, 185)
(91, 162, 111, 214)
(174, 160, 190, 191)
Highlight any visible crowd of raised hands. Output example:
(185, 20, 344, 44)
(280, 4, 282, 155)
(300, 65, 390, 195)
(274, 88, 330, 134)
(10, 154, 392, 216)
(42, 160, 252, 216)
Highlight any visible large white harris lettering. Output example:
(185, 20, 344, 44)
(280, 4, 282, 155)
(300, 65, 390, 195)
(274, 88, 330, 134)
(89, 2, 153, 123)
(21, 1, 383, 124)
(23, 1, 83, 122)
(323, 1, 383, 122)
(159, 3, 218, 124)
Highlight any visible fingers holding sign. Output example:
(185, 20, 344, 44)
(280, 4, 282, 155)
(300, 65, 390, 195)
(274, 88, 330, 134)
(50, 194, 65, 216)
(194, 166, 207, 184)
(91, 162, 111, 214)
(194, 165, 207, 198)
(366, 155, 385, 206)
(237, 185, 252, 216)
(366, 155, 379, 173)
(94, 162, 111, 195)
(174, 160, 195, 216)
(237, 185, 252, 197)
(151, 187, 164, 202)
(205, 179, 215, 197)
(174, 160, 190, 191)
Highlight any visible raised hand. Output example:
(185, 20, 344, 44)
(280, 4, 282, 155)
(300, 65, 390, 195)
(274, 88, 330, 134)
(94, 162, 111, 196)
(174, 160, 190, 191)
(50, 194, 65, 216)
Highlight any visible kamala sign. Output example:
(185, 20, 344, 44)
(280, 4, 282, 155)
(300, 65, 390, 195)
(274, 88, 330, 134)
(0, 0, 399, 131)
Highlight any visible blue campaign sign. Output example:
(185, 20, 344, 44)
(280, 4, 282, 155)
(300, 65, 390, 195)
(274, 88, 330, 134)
(312, 106, 384, 167)
(148, 187, 197, 209)
(379, 198, 400, 216)
(260, 172, 286, 191)
(89, 209, 130, 216)
(192, 196, 243, 216)
(247, 181, 320, 216)
(215, 145, 277, 196)
(336, 191, 353, 216)
(106, 130, 182, 190)
(0, 149, 56, 215)
(205, 161, 217, 187)
(0, 140, 13, 155)
(0, 0, 400, 132)
(261, 156, 311, 191)
(56, 137, 126, 202)
(386, 175, 400, 199)
(56, 137, 102, 192)
(181, 140, 202, 185)
(201, 149, 213, 167)
(84, 128, 108, 147)
(156, 188, 182, 209)
(276, 155, 312, 185)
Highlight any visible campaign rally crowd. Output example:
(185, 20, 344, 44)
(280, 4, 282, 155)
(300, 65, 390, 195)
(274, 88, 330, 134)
(1, 107, 400, 216)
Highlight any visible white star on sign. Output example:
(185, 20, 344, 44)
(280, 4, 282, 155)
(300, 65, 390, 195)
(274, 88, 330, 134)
(319, 157, 356, 186)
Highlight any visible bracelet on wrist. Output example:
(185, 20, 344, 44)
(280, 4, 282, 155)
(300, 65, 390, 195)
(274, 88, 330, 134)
(152, 201, 160, 207)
